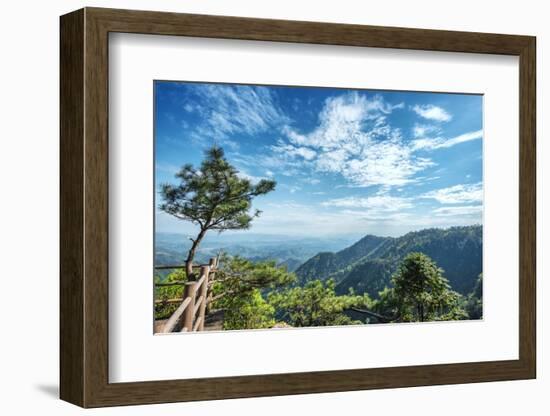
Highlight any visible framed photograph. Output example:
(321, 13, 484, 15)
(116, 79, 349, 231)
(60, 7, 536, 408)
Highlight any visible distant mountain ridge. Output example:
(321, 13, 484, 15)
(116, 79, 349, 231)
(294, 234, 390, 282)
(155, 232, 359, 272)
(295, 225, 482, 297)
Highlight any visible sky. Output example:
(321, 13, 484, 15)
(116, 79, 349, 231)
(154, 81, 483, 238)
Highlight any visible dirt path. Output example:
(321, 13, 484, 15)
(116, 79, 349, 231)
(203, 309, 224, 331)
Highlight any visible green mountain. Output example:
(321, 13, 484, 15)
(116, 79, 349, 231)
(295, 235, 391, 282)
(295, 225, 482, 297)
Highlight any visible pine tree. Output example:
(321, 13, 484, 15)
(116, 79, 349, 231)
(160, 146, 276, 279)
(391, 252, 467, 322)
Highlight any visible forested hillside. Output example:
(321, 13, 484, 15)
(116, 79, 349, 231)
(154, 146, 483, 332)
(295, 235, 391, 282)
(296, 225, 482, 297)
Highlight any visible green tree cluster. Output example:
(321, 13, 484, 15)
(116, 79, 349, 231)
(373, 252, 467, 322)
(464, 273, 483, 319)
(268, 279, 370, 327)
(154, 268, 187, 319)
(210, 255, 296, 330)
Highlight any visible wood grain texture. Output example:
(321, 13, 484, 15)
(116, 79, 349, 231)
(518, 38, 537, 376)
(59, 7, 537, 408)
(59, 8, 84, 407)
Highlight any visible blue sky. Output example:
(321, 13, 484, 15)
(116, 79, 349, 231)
(155, 81, 482, 238)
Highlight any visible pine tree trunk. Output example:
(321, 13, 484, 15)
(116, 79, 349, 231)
(185, 228, 207, 281)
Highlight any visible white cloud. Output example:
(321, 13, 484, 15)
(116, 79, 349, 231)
(230, 150, 305, 176)
(432, 205, 482, 217)
(438, 130, 483, 148)
(421, 182, 483, 204)
(159, 197, 481, 238)
(412, 123, 441, 138)
(183, 103, 196, 113)
(322, 195, 413, 212)
(284, 92, 435, 187)
(343, 210, 482, 231)
(315, 148, 348, 172)
(303, 177, 321, 185)
(412, 130, 483, 151)
(271, 142, 317, 160)
(285, 93, 401, 149)
(343, 141, 435, 187)
(192, 89, 478, 193)
(339, 210, 414, 223)
(255, 202, 369, 236)
(277, 184, 302, 194)
(412, 104, 452, 122)
(191, 84, 289, 140)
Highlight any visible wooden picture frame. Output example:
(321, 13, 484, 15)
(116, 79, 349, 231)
(60, 7, 536, 408)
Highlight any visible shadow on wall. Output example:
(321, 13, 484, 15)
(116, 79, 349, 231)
(34, 384, 58, 399)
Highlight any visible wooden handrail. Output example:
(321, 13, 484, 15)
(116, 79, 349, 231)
(155, 298, 183, 304)
(197, 265, 210, 331)
(155, 281, 186, 287)
(162, 297, 192, 333)
(192, 316, 202, 332)
(154, 265, 185, 270)
(154, 263, 213, 270)
(206, 258, 218, 315)
(157, 258, 218, 333)
(195, 273, 207, 292)
(193, 295, 204, 316)
(154, 268, 215, 287)
(181, 282, 198, 332)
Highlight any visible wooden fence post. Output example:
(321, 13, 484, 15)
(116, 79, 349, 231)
(209, 257, 217, 269)
(198, 265, 210, 331)
(182, 281, 197, 331)
(206, 257, 218, 314)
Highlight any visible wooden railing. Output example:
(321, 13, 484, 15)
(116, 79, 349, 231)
(155, 257, 218, 333)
